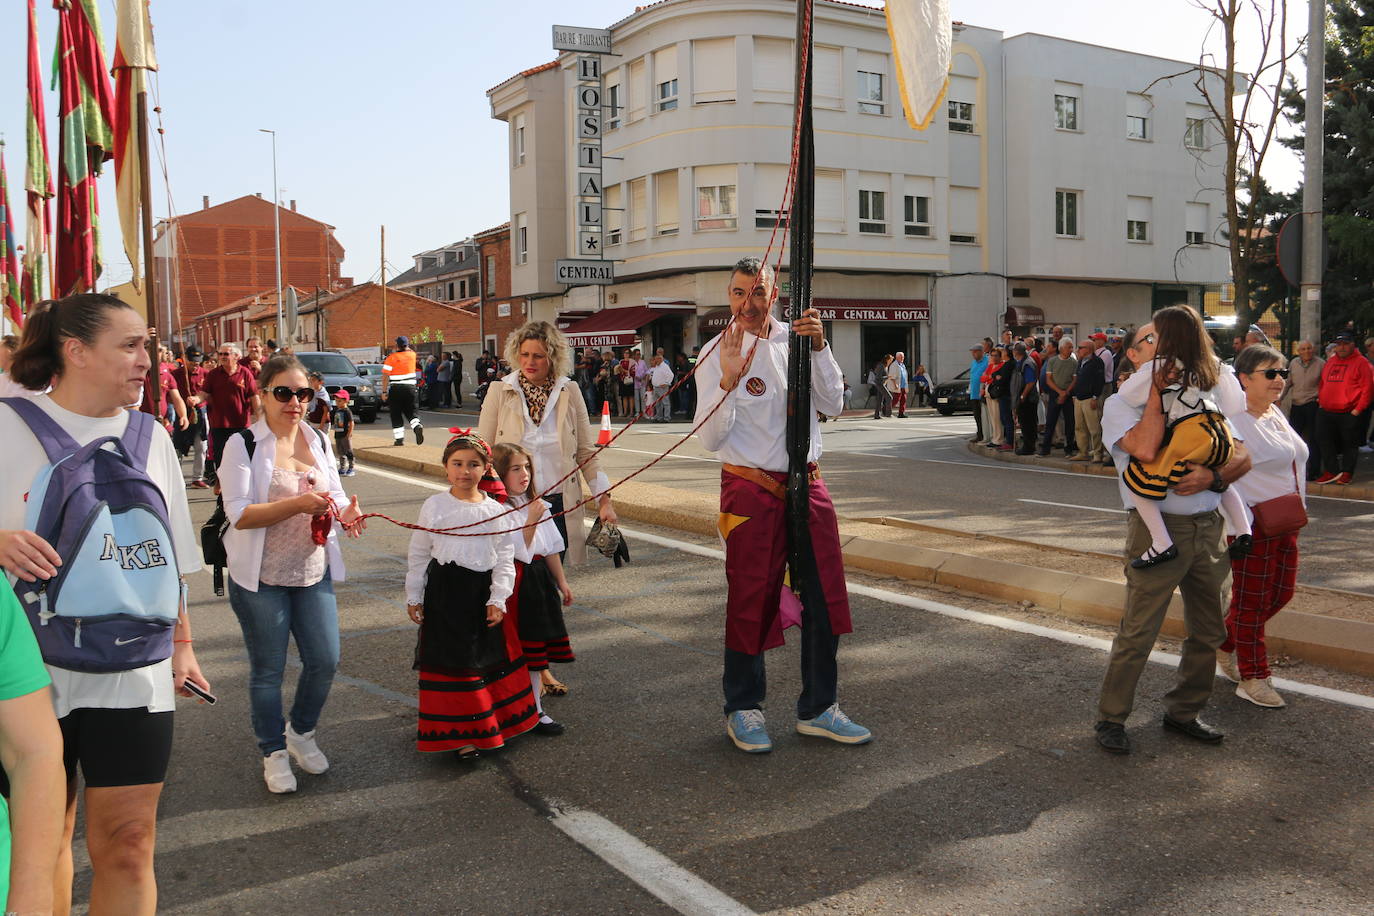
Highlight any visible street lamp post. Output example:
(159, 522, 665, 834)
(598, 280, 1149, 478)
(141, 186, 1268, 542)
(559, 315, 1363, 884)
(259, 128, 284, 345)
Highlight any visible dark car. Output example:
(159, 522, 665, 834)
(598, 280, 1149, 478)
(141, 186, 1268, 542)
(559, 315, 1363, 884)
(294, 351, 380, 423)
(932, 368, 973, 416)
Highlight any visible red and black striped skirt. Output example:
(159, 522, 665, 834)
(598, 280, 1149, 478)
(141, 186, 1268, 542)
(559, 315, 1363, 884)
(507, 557, 576, 672)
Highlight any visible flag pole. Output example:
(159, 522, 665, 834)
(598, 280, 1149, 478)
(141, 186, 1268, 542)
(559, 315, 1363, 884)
(137, 87, 160, 414)
(785, 0, 816, 595)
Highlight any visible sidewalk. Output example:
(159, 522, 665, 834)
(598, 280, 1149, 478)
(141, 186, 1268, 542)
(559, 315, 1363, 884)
(350, 425, 1374, 677)
(966, 440, 1374, 502)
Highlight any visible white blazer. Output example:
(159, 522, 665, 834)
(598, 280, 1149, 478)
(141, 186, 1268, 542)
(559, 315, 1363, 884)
(220, 419, 350, 592)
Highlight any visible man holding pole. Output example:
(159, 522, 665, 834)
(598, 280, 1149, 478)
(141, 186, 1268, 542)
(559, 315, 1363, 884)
(693, 257, 871, 754)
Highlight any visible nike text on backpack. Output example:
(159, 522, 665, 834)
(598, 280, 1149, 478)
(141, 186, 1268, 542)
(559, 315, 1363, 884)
(3, 398, 183, 672)
(201, 427, 327, 596)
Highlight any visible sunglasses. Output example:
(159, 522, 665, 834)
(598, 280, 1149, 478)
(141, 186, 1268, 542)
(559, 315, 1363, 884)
(270, 386, 316, 404)
(1261, 368, 1290, 380)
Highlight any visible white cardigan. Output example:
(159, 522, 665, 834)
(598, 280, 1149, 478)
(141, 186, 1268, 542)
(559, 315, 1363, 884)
(221, 419, 351, 592)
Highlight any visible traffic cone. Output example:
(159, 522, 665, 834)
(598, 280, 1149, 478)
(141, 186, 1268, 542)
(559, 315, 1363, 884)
(597, 401, 613, 446)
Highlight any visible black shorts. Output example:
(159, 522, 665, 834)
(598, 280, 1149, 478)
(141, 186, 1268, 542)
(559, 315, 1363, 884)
(60, 707, 175, 788)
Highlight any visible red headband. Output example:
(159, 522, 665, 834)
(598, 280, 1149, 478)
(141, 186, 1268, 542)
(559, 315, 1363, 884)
(446, 427, 491, 459)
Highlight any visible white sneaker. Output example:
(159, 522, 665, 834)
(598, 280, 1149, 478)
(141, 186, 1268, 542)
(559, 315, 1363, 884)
(1237, 677, 1286, 708)
(1216, 650, 1241, 684)
(263, 749, 297, 794)
(286, 723, 330, 774)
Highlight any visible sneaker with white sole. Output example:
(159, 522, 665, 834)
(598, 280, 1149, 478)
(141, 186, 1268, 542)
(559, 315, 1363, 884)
(286, 723, 330, 774)
(263, 749, 297, 794)
(1237, 677, 1286, 708)
(725, 709, 772, 753)
(1216, 650, 1241, 684)
(796, 703, 872, 744)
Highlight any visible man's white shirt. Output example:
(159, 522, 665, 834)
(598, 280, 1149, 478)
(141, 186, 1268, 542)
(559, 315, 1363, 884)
(692, 315, 844, 472)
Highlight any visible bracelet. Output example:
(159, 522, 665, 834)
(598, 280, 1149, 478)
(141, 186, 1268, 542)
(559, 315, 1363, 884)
(174, 638, 194, 644)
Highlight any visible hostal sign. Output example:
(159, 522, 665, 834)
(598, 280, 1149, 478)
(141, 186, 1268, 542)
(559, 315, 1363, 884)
(553, 25, 615, 284)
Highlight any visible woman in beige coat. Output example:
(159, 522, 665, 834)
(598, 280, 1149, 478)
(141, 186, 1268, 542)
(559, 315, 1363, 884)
(478, 322, 618, 690)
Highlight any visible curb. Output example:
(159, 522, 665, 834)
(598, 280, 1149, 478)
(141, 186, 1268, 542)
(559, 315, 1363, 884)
(353, 440, 1374, 678)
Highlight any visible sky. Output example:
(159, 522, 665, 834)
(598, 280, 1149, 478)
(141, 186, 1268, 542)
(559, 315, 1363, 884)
(0, 0, 1309, 289)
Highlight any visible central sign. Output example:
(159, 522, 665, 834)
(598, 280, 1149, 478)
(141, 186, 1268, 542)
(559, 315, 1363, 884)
(556, 259, 615, 285)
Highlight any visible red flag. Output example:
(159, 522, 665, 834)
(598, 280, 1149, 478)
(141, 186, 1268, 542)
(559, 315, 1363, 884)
(1, 148, 22, 328)
(23, 0, 53, 309)
(53, 0, 116, 297)
(113, 0, 157, 290)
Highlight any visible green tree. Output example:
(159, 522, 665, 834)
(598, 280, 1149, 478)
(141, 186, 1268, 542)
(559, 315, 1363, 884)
(1282, 0, 1374, 338)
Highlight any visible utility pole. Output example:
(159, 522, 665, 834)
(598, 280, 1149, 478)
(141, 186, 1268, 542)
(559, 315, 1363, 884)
(259, 129, 283, 344)
(380, 225, 388, 351)
(1300, 0, 1325, 345)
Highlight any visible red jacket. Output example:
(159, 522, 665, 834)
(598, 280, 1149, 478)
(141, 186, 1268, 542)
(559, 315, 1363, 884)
(1317, 352, 1373, 414)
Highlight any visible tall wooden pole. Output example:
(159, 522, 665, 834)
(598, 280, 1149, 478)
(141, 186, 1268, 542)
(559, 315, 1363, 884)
(785, 0, 816, 593)
(380, 224, 387, 352)
(137, 89, 160, 413)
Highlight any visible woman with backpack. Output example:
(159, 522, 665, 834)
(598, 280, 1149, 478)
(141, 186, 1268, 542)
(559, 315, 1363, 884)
(0, 293, 207, 915)
(219, 355, 365, 794)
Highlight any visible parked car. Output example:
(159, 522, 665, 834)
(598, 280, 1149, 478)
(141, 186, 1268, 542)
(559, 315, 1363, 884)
(294, 351, 380, 423)
(356, 363, 386, 406)
(932, 369, 973, 416)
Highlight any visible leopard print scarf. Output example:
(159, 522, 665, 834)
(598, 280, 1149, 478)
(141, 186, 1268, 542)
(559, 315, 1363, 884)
(518, 373, 556, 425)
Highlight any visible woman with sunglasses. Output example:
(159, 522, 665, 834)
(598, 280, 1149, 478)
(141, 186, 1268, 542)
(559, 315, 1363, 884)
(1215, 345, 1307, 708)
(219, 355, 365, 793)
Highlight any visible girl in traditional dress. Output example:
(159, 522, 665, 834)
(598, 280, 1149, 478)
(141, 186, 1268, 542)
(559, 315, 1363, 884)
(493, 442, 574, 736)
(405, 431, 538, 759)
(1116, 313, 1253, 569)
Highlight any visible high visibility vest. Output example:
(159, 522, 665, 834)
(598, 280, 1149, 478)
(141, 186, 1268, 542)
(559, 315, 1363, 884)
(383, 349, 418, 385)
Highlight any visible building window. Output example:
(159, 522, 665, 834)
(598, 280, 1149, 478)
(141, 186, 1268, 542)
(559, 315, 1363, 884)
(1055, 190, 1079, 237)
(1126, 92, 1151, 140)
(693, 38, 736, 104)
(1185, 117, 1206, 149)
(605, 80, 622, 129)
(950, 234, 978, 244)
(816, 169, 845, 233)
(447, 282, 455, 300)
(629, 177, 648, 241)
(903, 195, 931, 237)
(485, 255, 496, 294)
(605, 184, 623, 245)
(627, 58, 646, 122)
(858, 189, 887, 234)
(514, 114, 526, 166)
(857, 71, 884, 115)
(1127, 195, 1152, 243)
(695, 165, 737, 230)
(753, 37, 793, 104)
(655, 170, 679, 235)
(515, 213, 528, 264)
(1054, 93, 1079, 130)
(1186, 201, 1208, 246)
(657, 79, 678, 111)
(1186, 230, 1205, 245)
(948, 100, 974, 132)
(1127, 116, 1148, 140)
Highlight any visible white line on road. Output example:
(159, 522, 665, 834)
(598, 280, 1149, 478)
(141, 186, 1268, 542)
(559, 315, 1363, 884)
(545, 803, 756, 916)
(1020, 498, 1126, 514)
(356, 463, 1374, 712)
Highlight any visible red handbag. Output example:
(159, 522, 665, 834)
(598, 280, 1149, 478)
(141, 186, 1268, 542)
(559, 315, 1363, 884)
(1249, 463, 1308, 536)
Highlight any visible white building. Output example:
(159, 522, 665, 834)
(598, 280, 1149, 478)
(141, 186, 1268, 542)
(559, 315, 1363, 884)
(487, 0, 1229, 383)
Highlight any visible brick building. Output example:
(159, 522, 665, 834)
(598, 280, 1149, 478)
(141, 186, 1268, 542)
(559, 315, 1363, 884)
(297, 282, 479, 359)
(153, 194, 345, 344)
(474, 222, 528, 359)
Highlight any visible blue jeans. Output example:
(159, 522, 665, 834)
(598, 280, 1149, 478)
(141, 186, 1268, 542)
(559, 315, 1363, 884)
(228, 576, 340, 756)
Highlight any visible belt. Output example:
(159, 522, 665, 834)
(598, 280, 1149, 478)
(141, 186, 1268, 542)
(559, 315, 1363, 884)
(722, 462, 820, 501)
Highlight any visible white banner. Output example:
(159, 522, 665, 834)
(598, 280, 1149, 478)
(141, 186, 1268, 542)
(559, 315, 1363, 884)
(885, 0, 952, 130)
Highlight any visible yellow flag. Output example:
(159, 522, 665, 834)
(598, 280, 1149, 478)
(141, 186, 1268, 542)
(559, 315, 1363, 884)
(885, 0, 952, 130)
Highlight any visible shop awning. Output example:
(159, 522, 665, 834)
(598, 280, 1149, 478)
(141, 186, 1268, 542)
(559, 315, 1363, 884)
(699, 307, 733, 334)
(777, 298, 930, 321)
(561, 306, 663, 348)
(1004, 305, 1046, 327)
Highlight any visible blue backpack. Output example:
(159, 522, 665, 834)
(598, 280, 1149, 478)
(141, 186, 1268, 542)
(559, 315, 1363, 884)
(3, 398, 182, 672)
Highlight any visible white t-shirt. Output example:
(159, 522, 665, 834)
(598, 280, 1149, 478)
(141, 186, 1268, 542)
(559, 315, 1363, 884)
(0, 396, 200, 718)
(1230, 407, 1308, 511)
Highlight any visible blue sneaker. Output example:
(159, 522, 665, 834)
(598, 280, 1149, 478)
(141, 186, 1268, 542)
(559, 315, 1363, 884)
(796, 703, 872, 744)
(725, 709, 772, 753)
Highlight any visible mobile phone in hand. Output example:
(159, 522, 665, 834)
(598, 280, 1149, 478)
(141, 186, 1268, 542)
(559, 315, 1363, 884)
(178, 677, 217, 705)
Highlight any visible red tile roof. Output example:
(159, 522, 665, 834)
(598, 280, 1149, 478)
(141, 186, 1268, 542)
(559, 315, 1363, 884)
(488, 59, 558, 95)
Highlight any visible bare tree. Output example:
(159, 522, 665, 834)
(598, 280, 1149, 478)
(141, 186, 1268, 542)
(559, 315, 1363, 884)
(1152, 0, 1303, 328)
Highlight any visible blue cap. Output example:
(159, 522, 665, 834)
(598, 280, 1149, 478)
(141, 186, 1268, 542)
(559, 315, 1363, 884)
(396, 335, 409, 348)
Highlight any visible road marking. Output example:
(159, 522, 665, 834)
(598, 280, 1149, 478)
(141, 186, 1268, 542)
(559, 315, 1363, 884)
(358, 462, 1374, 712)
(544, 803, 756, 916)
(610, 447, 718, 463)
(1020, 498, 1126, 514)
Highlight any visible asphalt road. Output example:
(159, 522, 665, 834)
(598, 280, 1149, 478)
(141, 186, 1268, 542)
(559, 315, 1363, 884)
(80, 459, 1374, 915)
(404, 403, 1374, 595)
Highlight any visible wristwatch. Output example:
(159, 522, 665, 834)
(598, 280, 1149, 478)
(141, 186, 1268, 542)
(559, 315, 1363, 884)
(1208, 468, 1229, 493)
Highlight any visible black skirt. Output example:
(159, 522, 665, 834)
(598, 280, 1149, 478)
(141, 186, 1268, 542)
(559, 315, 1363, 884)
(413, 560, 511, 677)
(517, 557, 569, 642)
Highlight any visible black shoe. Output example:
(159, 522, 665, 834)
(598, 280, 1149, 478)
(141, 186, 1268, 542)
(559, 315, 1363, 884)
(1036, 449, 1050, 457)
(1131, 544, 1178, 569)
(393, 438, 403, 447)
(414, 425, 425, 445)
(897, 413, 907, 418)
(1015, 448, 1035, 456)
(1094, 720, 1131, 754)
(1162, 715, 1224, 743)
(455, 747, 481, 761)
(1228, 534, 1253, 559)
(532, 719, 565, 736)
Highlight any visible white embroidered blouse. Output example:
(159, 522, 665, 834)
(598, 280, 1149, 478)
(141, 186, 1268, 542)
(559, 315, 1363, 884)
(506, 496, 566, 563)
(404, 492, 516, 607)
